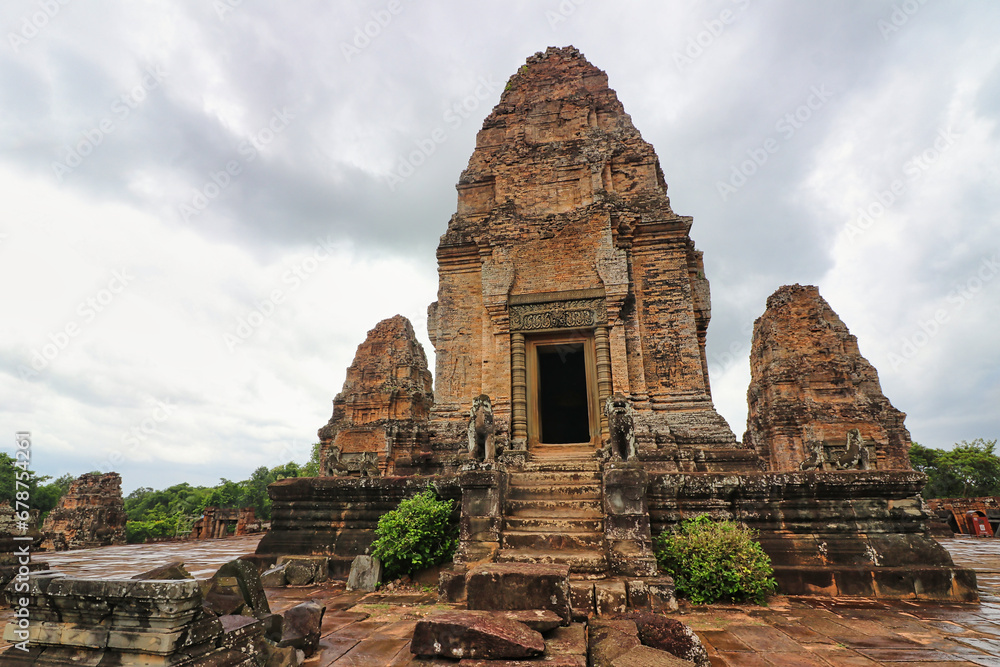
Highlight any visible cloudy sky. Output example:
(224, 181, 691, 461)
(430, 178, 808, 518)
(2, 1, 998, 494)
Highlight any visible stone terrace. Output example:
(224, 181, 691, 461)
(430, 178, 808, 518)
(3, 535, 999, 665)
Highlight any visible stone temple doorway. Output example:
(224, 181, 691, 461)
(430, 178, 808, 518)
(526, 332, 599, 447)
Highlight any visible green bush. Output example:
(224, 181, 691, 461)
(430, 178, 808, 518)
(370, 488, 457, 580)
(654, 515, 776, 605)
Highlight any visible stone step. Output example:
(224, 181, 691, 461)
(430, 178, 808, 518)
(506, 485, 601, 501)
(508, 470, 602, 486)
(502, 530, 604, 551)
(496, 548, 608, 578)
(505, 516, 604, 533)
(506, 498, 603, 515)
(521, 459, 602, 473)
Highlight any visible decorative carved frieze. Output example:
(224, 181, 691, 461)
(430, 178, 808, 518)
(509, 298, 607, 332)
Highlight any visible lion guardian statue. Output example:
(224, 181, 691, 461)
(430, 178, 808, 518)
(467, 394, 496, 462)
(604, 393, 637, 461)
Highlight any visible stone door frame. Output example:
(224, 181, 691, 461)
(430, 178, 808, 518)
(523, 330, 601, 449)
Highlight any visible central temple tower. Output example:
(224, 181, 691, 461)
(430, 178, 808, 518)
(428, 46, 744, 468)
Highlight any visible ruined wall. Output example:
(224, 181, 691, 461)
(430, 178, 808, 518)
(40, 472, 126, 551)
(318, 314, 434, 475)
(744, 285, 912, 472)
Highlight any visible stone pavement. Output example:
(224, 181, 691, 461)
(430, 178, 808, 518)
(2, 535, 999, 665)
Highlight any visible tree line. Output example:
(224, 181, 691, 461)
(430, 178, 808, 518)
(2, 445, 321, 543)
(909, 439, 1000, 499)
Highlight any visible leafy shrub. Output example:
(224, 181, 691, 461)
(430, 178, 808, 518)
(654, 515, 776, 605)
(370, 488, 457, 580)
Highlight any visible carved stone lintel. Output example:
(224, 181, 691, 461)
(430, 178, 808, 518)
(509, 298, 607, 332)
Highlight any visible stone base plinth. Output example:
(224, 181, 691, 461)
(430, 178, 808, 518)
(255, 475, 460, 575)
(647, 469, 979, 601)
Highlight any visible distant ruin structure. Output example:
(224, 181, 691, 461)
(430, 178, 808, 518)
(317, 315, 433, 476)
(258, 47, 977, 602)
(745, 284, 912, 472)
(41, 472, 127, 551)
(188, 506, 264, 540)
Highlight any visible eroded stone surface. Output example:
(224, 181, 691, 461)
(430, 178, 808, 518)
(346, 555, 381, 591)
(40, 472, 126, 551)
(744, 284, 912, 472)
(410, 610, 544, 659)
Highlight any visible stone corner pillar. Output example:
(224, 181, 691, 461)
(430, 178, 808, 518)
(455, 466, 508, 566)
(603, 463, 658, 577)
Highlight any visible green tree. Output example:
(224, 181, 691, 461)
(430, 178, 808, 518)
(302, 443, 321, 477)
(0, 454, 72, 514)
(911, 439, 1000, 498)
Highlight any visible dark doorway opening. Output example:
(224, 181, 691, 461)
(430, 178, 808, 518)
(537, 343, 590, 443)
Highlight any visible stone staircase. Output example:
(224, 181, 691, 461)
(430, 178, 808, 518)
(497, 444, 609, 579)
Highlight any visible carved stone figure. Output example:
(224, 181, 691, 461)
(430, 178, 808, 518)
(605, 393, 636, 461)
(467, 394, 496, 461)
(835, 428, 870, 470)
(324, 446, 380, 477)
(799, 441, 825, 471)
(324, 446, 349, 476)
(358, 452, 381, 477)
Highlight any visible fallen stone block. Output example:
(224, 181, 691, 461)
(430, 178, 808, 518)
(277, 555, 329, 586)
(346, 554, 382, 591)
(260, 563, 288, 588)
(569, 580, 594, 618)
(439, 566, 467, 602)
(620, 611, 710, 667)
(204, 559, 270, 618)
(594, 579, 627, 616)
(467, 562, 571, 625)
(411, 610, 545, 660)
(611, 644, 694, 666)
(498, 609, 563, 633)
(645, 576, 678, 613)
(131, 561, 193, 580)
(278, 600, 326, 657)
(264, 642, 301, 667)
(589, 619, 641, 666)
